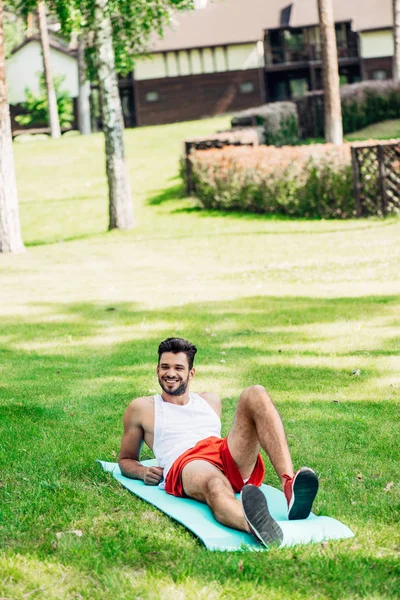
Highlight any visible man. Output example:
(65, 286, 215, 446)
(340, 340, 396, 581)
(119, 337, 318, 547)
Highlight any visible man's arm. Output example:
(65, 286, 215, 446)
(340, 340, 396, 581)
(118, 399, 163, 486)
(201, 392, 222, 419)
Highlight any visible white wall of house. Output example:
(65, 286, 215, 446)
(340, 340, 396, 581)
(6, 39, 79, 104)
(134, 54, 166, 80)
(226, 43, 263, 70)
(134, 42, 263, 81)
(359, 30, 394, 59)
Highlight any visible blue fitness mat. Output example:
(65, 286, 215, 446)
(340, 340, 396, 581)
(98, 459, 354, 551)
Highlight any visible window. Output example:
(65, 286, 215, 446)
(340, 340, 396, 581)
(372, 69, 388, 81)
(335, 23, 347, 46)
(240, 82, 254, 94)
(290, 78, 309, 98)
(145, 91, 160, 102)
(284, 28, 304, 50)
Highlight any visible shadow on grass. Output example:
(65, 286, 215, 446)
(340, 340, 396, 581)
(1, 294, 399, 597)
(24, 228, 120, 248)
(171, 204, 400, 230)
(148, 182, 186, 205)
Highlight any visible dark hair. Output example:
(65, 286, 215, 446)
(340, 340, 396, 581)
(158, 337, 197, 369)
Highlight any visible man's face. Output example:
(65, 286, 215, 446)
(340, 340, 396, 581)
(157, 352, 194, 397)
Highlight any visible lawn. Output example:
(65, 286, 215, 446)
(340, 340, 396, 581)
(0, 116, 399, 599)
(345, 118, 400, 141)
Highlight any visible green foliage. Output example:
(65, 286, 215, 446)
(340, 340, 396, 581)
(11, 0, 195, 80)
(232, 102, 300, 148)
(44, 0, 195, 78)
(264, 115, 300, 147)
(342, 88, 400, 134)
(3, 12, 24, 58)
(296, 161, 355, 218)
(188, 145, 358, 219)
(15, 74, 74, 128)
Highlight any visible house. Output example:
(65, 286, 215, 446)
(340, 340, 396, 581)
(7, 1, 396, 130)
(123, 0, 396, 126)
(127, 0, 290, 126)
(354, 2, 395, 81)
(6, 35, 78, 129)
(263, 0, 394, 102)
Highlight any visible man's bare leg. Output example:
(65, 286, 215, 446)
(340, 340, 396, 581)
(227, 385, 318, 521)
(181, 460, 249, 530)
(227, 385, 294, 487)
(181, 458, 283, 546)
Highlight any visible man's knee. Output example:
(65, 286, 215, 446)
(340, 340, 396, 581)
(240, 385, 273, 408)
(204, 476, 234, 522)
(204, 475, 233, 502)
(182, 462, 231, 501)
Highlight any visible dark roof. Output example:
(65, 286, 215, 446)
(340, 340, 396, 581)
(288, 0, 393, 31)
(149, 0, 291, 52)
(10, 35, 76, 58)
(150, 0, 394, 54)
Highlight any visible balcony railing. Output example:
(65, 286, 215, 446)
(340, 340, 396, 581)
(267, 43, 359, 66)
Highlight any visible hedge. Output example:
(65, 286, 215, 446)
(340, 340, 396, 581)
(341, 80, 400, 133)
(233, 80, 400, 144)
(294, 80, 400, 139)
(187, 144, 357, 219)
(231, 102, 299, 146)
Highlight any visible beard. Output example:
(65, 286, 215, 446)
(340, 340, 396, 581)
(158, 374, 190, 397)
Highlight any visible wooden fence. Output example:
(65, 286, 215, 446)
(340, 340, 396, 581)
(184, 134, 400, 218)
(351, 141, 400, 217)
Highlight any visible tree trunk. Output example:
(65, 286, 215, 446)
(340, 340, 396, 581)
(0, 0, 25, 253)
(393, 0, 400, 80)
(78, 35, 91, 135)
(27, 12, 34, 38)
(318, 0, 343, 144)
(94, 0, 134, 230)
(38, 0, 61, 139)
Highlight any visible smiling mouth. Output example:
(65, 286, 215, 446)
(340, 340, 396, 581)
(163, 378, 180, 384)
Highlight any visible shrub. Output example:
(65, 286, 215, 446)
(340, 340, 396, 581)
(231, 102, 300, 146)
(341, 80, 400, 134)
(187, 144, 357, 219)
(296, 81, 400, 139)
(15, 74, 74, 128)
(182, 128, 262, 193)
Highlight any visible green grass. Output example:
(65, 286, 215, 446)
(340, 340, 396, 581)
(345, 119, 400, 141)
(1, 116, 399, 599)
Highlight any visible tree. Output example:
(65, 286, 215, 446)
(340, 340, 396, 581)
(0, 0, 25, 253)
(14, 0, 193, 231)
(63, 0, 193, 231)
(77, 34, 91, 135)
(394, 0, 400, 80)
(94, 0, 132, 228)
(317, 0, 343, 144)
(38, 0, 61, 138)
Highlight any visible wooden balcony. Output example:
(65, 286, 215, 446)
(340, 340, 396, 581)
(267, 42, 359, 67)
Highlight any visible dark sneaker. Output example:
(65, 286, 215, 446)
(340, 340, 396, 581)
(284, 467, 319, 521)
(241, 484, 283, 548)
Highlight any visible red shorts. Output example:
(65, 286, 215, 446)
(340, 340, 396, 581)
(165, 436, 265, 497)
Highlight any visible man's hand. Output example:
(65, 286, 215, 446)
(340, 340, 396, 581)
(143, 466, 164, 486)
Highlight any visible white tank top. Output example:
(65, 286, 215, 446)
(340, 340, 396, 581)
(153, 392, 221, 488)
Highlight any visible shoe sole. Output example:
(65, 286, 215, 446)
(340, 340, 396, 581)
(288, 469, 319, 521)
(241, 485, 283, 548)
